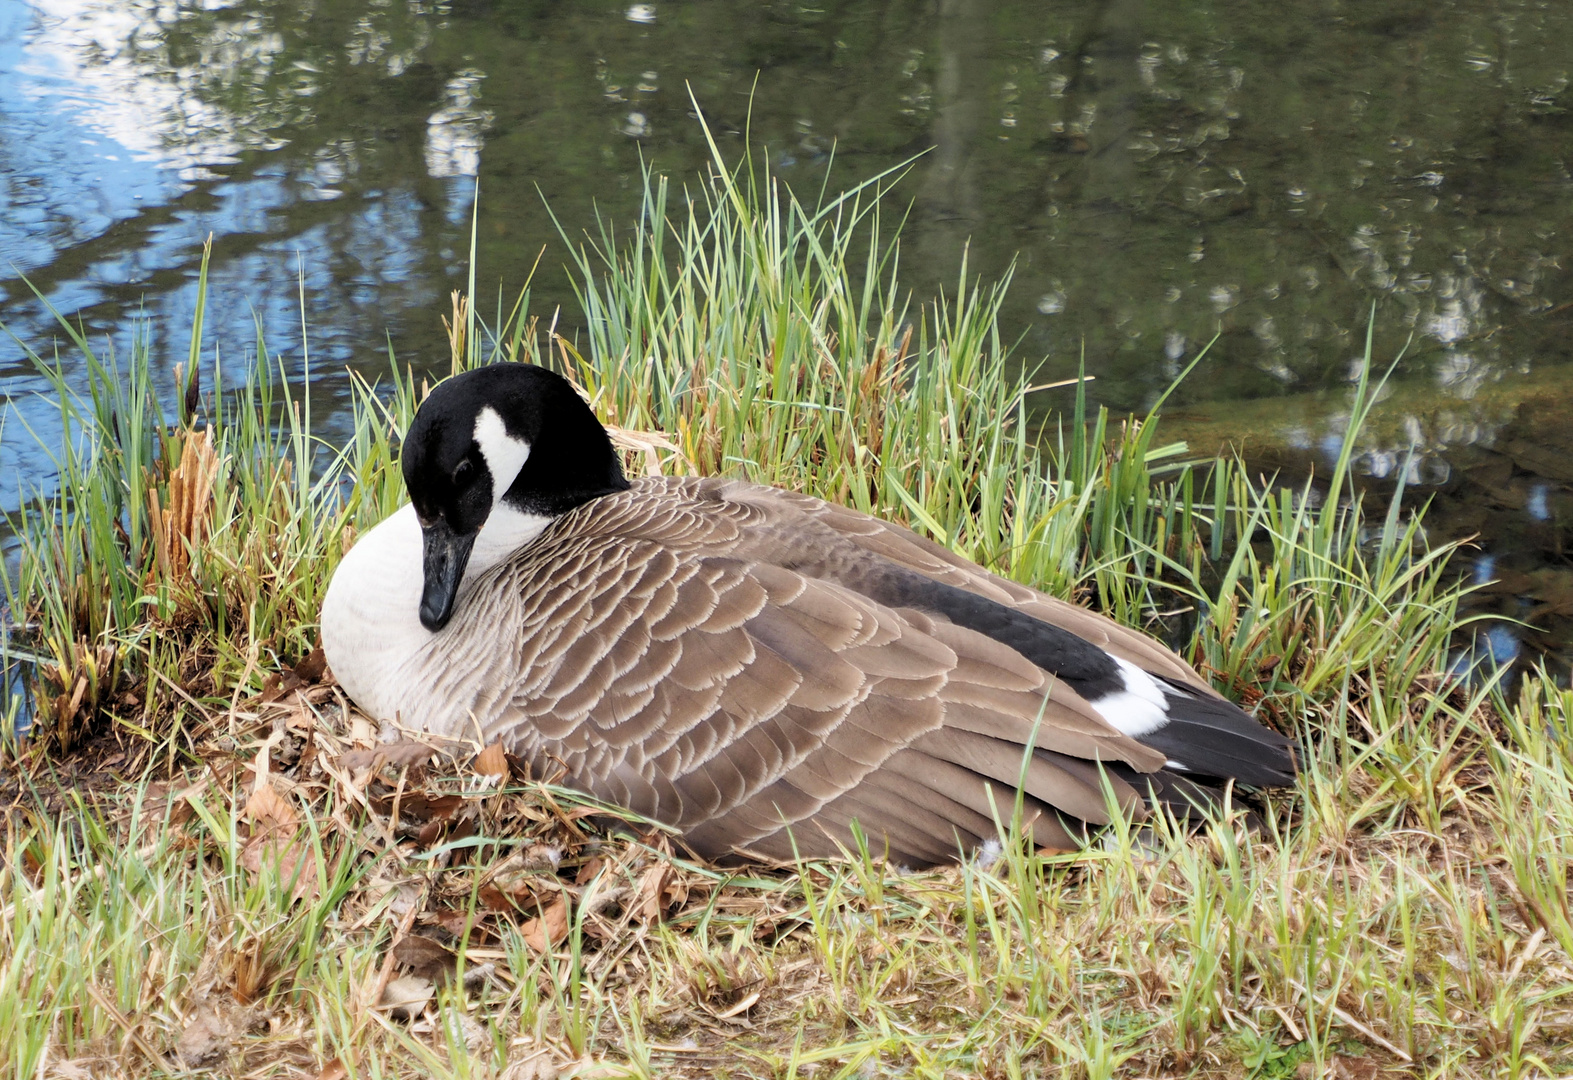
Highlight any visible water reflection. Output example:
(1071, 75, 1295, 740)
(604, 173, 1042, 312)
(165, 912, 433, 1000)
(1166, 361, 1573, 678)
(1, 0, 1572, 661)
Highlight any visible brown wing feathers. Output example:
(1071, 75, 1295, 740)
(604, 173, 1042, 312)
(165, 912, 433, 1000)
(431, 475, 1285, 866)
(790, 487, 1214, 692)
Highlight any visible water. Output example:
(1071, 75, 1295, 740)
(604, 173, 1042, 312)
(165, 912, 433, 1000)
(2, 0, 1572, 669)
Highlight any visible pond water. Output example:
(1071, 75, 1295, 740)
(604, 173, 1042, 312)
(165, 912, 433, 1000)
(2, 0, 1572, 671)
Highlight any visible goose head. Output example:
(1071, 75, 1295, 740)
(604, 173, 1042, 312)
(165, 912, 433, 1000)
(400, 363, 630, 631)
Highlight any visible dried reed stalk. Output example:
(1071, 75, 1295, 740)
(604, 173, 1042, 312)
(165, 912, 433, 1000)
(148, 426, 220, 585)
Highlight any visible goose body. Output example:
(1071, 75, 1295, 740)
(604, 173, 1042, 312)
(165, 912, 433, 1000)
(322, 364, 1295, 866)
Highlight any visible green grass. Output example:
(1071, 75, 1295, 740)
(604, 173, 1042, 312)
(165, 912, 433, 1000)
(2, 131, 1569, 1078)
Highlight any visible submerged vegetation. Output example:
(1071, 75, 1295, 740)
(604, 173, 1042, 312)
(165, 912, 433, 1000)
(1, 142, 1570, 1079)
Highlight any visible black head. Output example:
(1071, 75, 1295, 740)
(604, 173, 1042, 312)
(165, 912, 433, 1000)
(400, 363, 630, 631)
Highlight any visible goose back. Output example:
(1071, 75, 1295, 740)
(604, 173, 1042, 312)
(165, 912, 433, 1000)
(341, 474, 1291, 866)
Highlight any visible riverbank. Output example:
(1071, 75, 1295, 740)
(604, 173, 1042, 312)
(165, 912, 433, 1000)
(3, 158, 1570, 1079)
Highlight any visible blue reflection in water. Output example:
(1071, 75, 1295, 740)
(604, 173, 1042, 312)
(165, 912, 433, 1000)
(3, 171, 439, 513)
(1319, 432, 1344, 463)
(1449, 621, 1523, 684)
(0, 3, 180, 278)
(1483, 623, 1521, 667)
(1527, 483, 1551, 523)
(0, 0, 462, 515)
(1473, 553, 1497, 586)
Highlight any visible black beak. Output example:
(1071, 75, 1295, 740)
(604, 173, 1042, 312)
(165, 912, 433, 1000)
(419, 517, 478, 632)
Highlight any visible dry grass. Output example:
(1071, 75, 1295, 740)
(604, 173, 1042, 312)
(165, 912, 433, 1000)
(5, 668, 1573, 1079)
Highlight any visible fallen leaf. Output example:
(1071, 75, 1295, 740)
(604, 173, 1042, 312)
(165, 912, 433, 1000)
(176, 1006, 229, 1068)
(369, 791, 465, 824)
(1329, 1055, 1380, 1080)
(245, 782, 298, 828)
(635, 862, 687, 923)
(428, 906, 486, 942)
(240, 828, 319, 901)
(574, 855, 605, 886)
(339, 739, 439, 773)
(293, 644, 328, 683)
(391, 934, 458, 984)
(474, 741, 508, 778)
(499, 1050, 560, 1080)
(379, 975, 434, 1020)
(128, 780, 201, 835)
(520, 897, 571, 953)
(283, 705, 318, 734)
(375, 880, 424, 920)
(479, 880, 542, 913)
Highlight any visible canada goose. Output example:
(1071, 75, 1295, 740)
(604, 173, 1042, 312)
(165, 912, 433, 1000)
(321, 363, 1295, 866)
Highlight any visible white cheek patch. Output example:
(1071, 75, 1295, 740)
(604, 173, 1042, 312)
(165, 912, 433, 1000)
(473, 406, 531, 505)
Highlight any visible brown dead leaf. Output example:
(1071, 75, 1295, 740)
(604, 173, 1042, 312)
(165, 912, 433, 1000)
(294, 644, 328, 683)
(259, 672, 287, 705)
(574, 855, 606, 885)
(127, 780, 201, 834)
(429, 906, 483, 942)
(240, 827, 319, 901)
(391, 933, 458, 984)
(259, 646, 331, 706)
(478, 842, 566, 905)
(474, 741, 508, 778)
(475, 847, 568, 914)
(379, 974, 434, 1020)
(499, 1050, 561, 1080)
(370, 791, 465, 824)
(340, 740, 440, 773)
(297, 735, 320, 773)
(245, 782, 298, 828)
(520, 896, 571, 953)
(314, 1059, 349, 1080)
(480, 882, 542, 913)
(635, 862, 687, 923)
(479, 875, 542, 912)
(176, 1005, 229, 1068)
(282, 704, 318, 735)
(1329, 1055, 1381, 1080)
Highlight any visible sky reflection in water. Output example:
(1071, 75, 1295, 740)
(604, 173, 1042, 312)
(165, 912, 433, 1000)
(1, 0, 1572, 668)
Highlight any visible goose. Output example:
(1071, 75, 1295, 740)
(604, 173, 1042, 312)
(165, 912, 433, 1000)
(321, 362, 1295, 866)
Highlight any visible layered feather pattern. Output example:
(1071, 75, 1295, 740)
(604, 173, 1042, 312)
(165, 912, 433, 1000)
(332, 475, 1295, 866)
